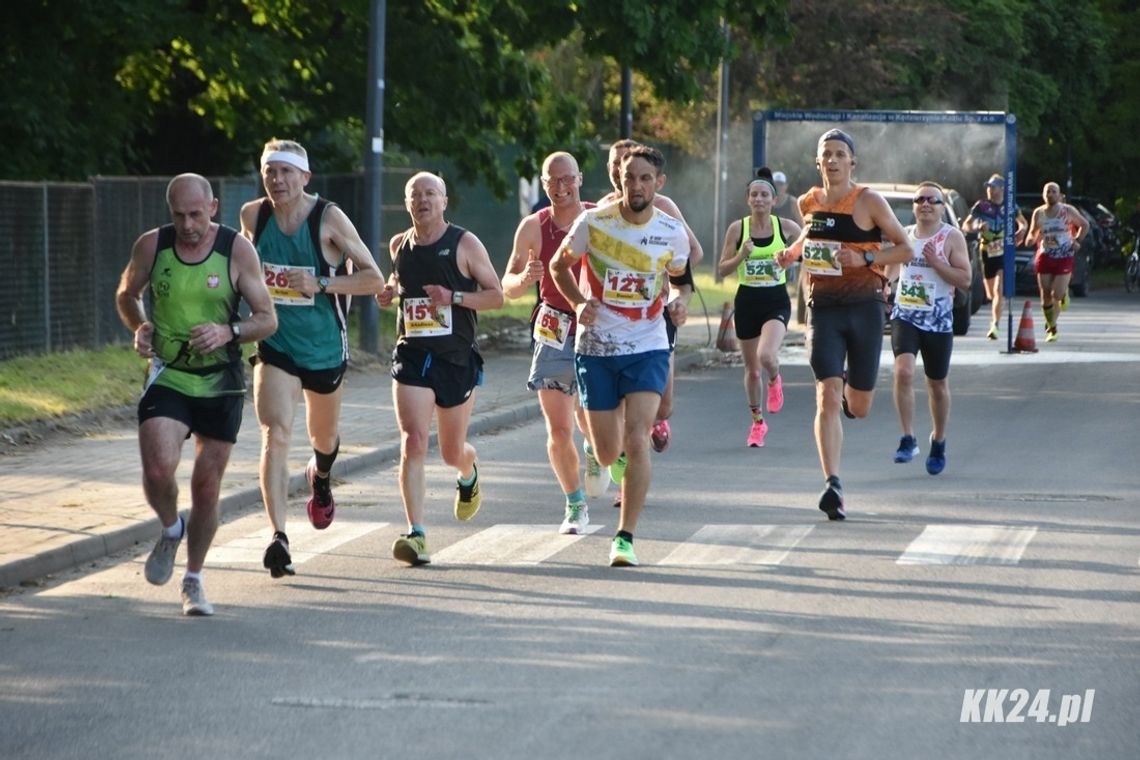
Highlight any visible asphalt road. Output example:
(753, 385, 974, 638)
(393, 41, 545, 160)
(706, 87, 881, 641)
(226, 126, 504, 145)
(2, 291, 1138, 760)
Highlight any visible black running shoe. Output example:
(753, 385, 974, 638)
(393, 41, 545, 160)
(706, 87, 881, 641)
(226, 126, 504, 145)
(263, 533, 296, 578)
(818, 480, 846, 521)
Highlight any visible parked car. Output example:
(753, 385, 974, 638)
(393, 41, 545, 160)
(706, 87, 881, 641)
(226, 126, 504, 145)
(1015, 194, 1094, 297)
(866, 183, 981, 336)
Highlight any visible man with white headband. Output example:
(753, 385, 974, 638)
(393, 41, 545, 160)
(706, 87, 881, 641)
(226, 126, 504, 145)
(239, 138, 386, 579)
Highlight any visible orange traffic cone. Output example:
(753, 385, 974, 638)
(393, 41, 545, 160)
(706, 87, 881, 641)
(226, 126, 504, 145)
(716, 302, 739, 352)
(1012, 300, 1038, 353)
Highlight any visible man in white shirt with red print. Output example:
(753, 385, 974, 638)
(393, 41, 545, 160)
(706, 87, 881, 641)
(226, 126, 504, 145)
(550, 145, 689, 567)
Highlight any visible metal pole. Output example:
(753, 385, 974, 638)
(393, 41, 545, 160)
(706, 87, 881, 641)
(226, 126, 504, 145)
(712, 21, 729, 281)
(620, 66, 633, 139)
(358, 0, 386, 355)
(42, 184, 51, 352)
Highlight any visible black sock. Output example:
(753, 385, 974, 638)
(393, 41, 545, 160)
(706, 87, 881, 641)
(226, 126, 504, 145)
(826, 475, 841, 489)
(314, 438, 340, 476)
(617, 530, 634, 543)
(273, 531, 288, 543)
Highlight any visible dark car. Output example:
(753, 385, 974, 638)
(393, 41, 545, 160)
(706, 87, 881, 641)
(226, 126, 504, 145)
(867, 183, 981, 336)
(1015, 194, 1094, 297)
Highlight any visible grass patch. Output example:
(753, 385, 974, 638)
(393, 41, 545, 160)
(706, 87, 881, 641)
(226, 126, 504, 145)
(0, 270, 736, 429)
(0, 346, 146, 427)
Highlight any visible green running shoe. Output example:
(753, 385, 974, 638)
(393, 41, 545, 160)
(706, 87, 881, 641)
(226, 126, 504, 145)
(608, 452, 628, 486)
(392, 532, 431, 565)
(608, 535, 639, 567)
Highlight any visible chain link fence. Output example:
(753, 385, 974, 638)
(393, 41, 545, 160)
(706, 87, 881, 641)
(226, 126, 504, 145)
(0, 169, 523, 361)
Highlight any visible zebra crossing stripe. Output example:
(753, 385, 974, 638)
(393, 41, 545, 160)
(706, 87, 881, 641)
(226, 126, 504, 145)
(657, 524, 814, 566)
(896, 525, 1037, 566)
(432, 524, 603, 565)
(209, 521, 388, 566)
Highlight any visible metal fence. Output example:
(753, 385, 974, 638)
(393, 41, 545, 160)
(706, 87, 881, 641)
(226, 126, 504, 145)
(0, 169, 526, 361)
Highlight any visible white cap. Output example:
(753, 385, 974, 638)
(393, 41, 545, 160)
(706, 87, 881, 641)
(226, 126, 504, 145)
(772, 171, 787, 184)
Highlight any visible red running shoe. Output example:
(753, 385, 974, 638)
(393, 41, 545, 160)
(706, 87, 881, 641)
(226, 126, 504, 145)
(306, 456, 336, 530)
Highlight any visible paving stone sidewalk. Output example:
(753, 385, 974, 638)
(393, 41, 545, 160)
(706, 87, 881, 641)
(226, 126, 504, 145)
(0, 310, 804, 589)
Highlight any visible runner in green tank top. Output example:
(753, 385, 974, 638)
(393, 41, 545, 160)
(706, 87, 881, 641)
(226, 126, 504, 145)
(116, 173, 277, 616)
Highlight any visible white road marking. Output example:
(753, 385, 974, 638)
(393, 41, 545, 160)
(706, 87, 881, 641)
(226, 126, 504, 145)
(431, 524, 603, 565)
(209, 521, 389, 566)
(896, 524, 1038, 566)
(657, 524, 814, 566)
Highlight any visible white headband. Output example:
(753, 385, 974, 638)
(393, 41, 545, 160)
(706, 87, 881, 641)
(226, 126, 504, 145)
(260, 150, 310, 172)
(748, 178, 776, 195)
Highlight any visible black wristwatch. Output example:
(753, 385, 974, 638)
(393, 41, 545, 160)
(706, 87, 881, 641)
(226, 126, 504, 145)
(229, 322, 242, 344)
(863, 251, 876, 267)
(318, 276, 330, 294)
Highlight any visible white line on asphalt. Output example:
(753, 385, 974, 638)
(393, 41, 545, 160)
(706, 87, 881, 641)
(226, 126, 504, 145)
(431, 524, 603, 565)
(656, 524, 815, 566)
(896, 524, 1038, 565)
(209, 521, 389, 566)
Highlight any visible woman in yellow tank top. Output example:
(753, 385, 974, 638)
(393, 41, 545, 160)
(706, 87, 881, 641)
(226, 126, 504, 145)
(718, 167, 802, 448)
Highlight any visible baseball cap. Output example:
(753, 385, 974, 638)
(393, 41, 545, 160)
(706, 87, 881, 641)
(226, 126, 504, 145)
(772, 171, 787, 184)
(817, 128, 855, 155)
(986, 174, 1005, 187)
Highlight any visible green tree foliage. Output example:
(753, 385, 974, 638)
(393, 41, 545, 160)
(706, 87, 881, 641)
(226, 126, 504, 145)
(4, 0, 1131, 205)
(0, 0, 782, 197)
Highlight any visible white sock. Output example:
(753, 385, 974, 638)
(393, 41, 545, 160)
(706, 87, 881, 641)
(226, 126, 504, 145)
(162, 516, 184, 539)
(183, 571, 202, 583)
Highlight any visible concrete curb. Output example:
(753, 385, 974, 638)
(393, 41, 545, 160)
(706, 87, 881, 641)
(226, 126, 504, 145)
(2, 347, 723, 589)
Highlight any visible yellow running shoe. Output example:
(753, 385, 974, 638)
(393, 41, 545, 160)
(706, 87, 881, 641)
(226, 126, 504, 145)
(454, 465, 482, 521)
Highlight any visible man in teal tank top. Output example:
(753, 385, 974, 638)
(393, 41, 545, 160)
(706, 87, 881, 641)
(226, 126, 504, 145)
(116, 174, 277, 616)
(240, 138, 385, 579)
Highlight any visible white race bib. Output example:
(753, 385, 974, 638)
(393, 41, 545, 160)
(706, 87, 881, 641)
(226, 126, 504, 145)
(602, 267, 658, 308)
(743, 258, 781, 286)
(533, 303, 571, 350)
(802, 240, 842, 277)
(896, 271, 934, 311)
(402, 297, 452, 337)
(263, 262, 315, 306)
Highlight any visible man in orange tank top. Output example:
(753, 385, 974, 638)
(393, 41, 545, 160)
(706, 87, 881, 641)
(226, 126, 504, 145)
(778, 129, 913, 520)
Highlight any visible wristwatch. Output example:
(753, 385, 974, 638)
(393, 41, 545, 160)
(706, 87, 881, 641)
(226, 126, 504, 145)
(229, 322, 242, 344)
(863, 251, 876, 267)
(452, 290, 465, 306)
(317, 276, 330, 293)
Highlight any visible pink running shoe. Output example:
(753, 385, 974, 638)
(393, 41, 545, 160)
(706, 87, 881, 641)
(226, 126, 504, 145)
(746, 419, 768, 448)
(306, 456, 336, 530)
(650, 419, 671, 453)
(767, 375, 784, 414)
